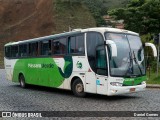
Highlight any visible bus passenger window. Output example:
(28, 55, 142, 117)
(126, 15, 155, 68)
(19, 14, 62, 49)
(19, 44, 28, 57)
(52, 38, 66, 55)
(40, 40, 51, 56)
(11, 45, 19, 58)
(68, 35, 84, 55)
(29, 42, 38, 56)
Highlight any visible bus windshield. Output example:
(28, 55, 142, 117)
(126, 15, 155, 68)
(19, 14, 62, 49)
(105, 33, 145, 77)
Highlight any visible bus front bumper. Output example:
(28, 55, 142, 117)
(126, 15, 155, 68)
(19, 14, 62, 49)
(108, 83, 146, 96)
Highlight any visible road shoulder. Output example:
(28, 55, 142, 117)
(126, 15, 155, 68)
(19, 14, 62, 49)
(147, 84, 160, 89)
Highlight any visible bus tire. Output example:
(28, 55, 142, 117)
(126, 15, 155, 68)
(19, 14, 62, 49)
(19, 74, 27, 88)
(71, 78, 86, 97)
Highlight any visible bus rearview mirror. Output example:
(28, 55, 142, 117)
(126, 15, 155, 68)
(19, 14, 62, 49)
(106, 40, 117, 57)
(145, 43, 157, 57)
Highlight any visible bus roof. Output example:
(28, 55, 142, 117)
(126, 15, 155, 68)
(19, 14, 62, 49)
(5, 27, 139, 46)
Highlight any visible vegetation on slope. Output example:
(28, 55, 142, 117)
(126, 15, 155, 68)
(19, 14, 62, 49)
(53, 0, 96, 34)
(82, 0, 129, 26)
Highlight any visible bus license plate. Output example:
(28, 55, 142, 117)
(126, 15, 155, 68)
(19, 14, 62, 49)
(130, 88, 135, 92)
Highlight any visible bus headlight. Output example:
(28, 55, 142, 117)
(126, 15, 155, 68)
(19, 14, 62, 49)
(110, 82, 123, 86)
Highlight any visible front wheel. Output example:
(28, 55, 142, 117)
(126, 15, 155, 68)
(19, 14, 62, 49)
(71, 78, 86, 97)
(19, 74, 27, 88)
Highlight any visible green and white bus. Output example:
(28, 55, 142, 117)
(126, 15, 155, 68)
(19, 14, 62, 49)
(4, 27, 157, 97)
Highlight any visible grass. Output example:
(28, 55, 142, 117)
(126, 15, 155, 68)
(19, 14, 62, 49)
(146, 70, 160, 84)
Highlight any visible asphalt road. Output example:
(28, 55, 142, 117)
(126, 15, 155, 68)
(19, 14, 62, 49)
(0, 69, 160, 119)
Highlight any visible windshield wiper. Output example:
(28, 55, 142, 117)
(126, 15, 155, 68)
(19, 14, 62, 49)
(124, 52, 133, 77)
(132, 51, 143, 76)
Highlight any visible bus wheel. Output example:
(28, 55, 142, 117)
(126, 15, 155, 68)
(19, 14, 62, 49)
(19, 74, 26, 88)
(72, 78, 86, 97)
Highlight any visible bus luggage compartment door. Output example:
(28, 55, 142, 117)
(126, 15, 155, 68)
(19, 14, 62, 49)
(96, 75, 108, 95)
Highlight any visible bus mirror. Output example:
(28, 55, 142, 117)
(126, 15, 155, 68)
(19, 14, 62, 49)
(145, 43, 157, 57)
(106, 40, 117, 57)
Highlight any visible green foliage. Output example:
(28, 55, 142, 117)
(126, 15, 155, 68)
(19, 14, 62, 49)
(98, 0, 130, 10)
(140, 34, 152, 44)
(82, 0, 107, 26)
(82, 0, 129, 26)
(109, 0, 160, 35)
(147, 70, 160, 84)
(55, 0, 129, 27)
(53, 0, 96, 33)
(128, 0, 145, 7)
(150, 60, 157, 72)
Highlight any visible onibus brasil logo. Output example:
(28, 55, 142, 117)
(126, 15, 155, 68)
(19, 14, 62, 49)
(76, 61, 82, 69)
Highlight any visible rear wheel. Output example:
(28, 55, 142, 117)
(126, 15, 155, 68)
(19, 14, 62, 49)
(71, 78, 86, 97)
(19, 74, 27, 88)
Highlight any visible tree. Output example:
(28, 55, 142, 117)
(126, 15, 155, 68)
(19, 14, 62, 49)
(109, 0, 160, 35)
(82, 0, 107, 26)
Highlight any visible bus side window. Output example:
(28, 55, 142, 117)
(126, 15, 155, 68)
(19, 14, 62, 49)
(11, 45, 19, 58)
(19, 44, 28, 57)
(68, 35, 85, 55)
(5, 46, 11, 58)
(40, 40, 51, 56)
(29, 42, 38, 57)
(52, 38, 67, 55)
(69, 36, 76, 53)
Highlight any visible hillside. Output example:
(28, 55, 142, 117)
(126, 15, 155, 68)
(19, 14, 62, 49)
(0, 0, 96, 68)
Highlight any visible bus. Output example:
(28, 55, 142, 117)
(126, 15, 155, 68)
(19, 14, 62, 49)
(4, 27, 157, 97)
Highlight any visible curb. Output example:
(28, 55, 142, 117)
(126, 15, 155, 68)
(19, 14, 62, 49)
(146, 84, 160, 89)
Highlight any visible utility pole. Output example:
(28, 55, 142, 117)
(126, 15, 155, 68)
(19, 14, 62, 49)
(157, 33, 160, 76)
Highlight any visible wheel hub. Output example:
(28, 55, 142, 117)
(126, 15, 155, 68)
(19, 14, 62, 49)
(76, 83, 83, 93)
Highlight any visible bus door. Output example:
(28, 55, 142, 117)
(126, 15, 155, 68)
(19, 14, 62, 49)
(95, 46, 108, 95)
(85, 71, 97, 94)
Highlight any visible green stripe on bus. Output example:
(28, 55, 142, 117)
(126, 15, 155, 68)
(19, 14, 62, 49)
(123, 76, 147, 86)
(12, 56, 73, 88)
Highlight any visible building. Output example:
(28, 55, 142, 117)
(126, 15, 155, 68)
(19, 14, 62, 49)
(103, 15, 124, 29)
